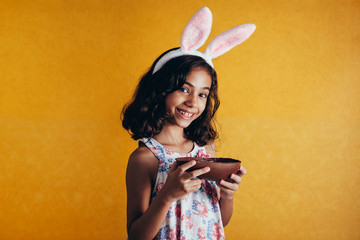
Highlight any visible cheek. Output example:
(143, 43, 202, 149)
(199, 100, 208, 113)
(164, 94, 179, 111)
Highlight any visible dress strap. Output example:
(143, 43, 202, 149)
(139, 137, 212, 160)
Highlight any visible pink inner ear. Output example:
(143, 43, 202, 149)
(181, 7, 212, 51)
(182, 27, 207, 51)
(206, 24, 256, 59)
(210, 36, 241, 57)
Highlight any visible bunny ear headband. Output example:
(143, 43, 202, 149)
(153, 6, 256, 74)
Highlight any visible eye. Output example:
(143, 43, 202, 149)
(180, 87, 189, 93)
(199, 93, 207, 98)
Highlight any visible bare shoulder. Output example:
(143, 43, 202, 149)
(126, 145, 159, 232)
(128, 145, 158, 168)
(126, 145, 158, 180)
(204, 141, 217, 157)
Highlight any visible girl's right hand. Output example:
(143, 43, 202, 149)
(159, 160, 210, 203)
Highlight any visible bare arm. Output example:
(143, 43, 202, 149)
(126, 147, 210, 240)
(126, 147, 169, 239)
(216, 166, 247, 226)
(205, 141, 246, 227)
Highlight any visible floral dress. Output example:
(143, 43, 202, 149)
(140, 138, 225, 240)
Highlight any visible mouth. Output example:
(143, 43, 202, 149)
(176, 108, 195, 119)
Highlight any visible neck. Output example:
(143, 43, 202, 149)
(154, 123, 188, 146)
(154, 123, 194, 154)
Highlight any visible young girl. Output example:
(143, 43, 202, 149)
(122, 7, 255, 240)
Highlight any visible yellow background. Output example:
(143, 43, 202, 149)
(1, 0, 359, 239)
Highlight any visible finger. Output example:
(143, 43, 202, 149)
(218, 179, 240, 191)
(169, 162, 178, 174)
(238, 166, 247, 176)
(187, 184, 202, 193)
(177, 160, 196, 173)
(184, 166, 210, 180)
(216, 183, 233, 193)
(230, 173, 242, 184)
(216, 185, 235, 200)
(187, 179, 203, 188)
(186, 180, 203, 192)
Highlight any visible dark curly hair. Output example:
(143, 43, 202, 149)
(121, 48, 220, 146)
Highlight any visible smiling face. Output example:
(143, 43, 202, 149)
(165, 68, 212, 129)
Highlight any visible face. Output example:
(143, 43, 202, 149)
(165, 69, 212, 129)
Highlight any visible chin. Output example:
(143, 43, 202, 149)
(171, 116, 197, 129)
(175, 120, 192, 129)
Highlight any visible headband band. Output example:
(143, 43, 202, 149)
(153, 6, 256, 74)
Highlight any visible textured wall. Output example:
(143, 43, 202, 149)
(0, 0, 359, 239)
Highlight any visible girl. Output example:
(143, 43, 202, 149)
(122, 7, 255, 240)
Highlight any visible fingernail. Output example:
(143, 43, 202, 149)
(205, 167, 210, 172)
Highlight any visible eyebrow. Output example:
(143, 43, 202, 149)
(184, 81, 211, 91)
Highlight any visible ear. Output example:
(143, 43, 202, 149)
(180, 6, 213, 52)
(205, 24, 256, 59)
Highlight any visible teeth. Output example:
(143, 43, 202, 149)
(179, 110, 194, 117)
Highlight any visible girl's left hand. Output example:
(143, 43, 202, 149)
(217, 165, 247, 200)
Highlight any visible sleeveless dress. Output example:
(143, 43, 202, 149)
(140, 138, 225, 240)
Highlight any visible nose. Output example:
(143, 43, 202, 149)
(185, 93, 198, 108)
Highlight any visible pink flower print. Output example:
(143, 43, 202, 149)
(155, 183, 164, 193)
(158, 161, 169, 173)
(169, 228, 176, 240)
(196, 149, 211, 158)
(158, 161, 164, 169)
(165, 147, 174, 155)
(150, 146, 160, 155)
(181, 195, 188, 202)
(198, 227, 206, 239)
(201, 181, 218, 206)
(194, 201, 208, 218)
(168, 225, 181, 240)
(202, 181, 218, 206)
(175, 205, 181, 218)
(183, 215, 193, 229)
(212, 222, 224, 239)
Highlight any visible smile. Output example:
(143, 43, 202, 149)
(176, 109, 195, 118)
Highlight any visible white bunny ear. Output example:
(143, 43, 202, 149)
(180, 6, 213, 52)
(153, 7, 256, 74)
(205, 24, 256, 59)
